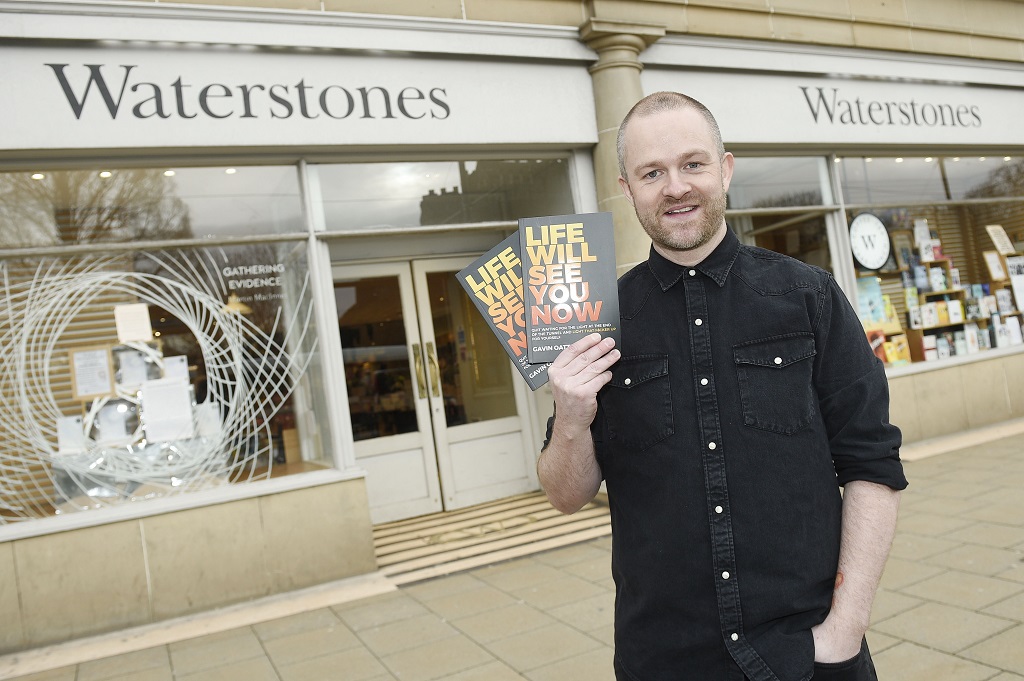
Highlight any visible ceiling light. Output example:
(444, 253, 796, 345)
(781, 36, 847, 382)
(31, 173, 45, 180)
(164, 170, 175, 177)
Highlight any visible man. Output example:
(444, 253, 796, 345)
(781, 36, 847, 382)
(537, 91, 906, 681)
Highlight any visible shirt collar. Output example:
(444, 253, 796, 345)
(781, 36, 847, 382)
(647, 226, 740, 290)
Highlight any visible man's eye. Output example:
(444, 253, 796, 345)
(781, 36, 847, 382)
(685, 162, 702, 169)
(643, 170, 660, 179)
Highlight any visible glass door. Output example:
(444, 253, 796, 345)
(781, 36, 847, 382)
(334, 258, 537, 523)
(411, 257, 536, 511)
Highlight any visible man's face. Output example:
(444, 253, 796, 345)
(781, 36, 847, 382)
(618, 107, 734, 260)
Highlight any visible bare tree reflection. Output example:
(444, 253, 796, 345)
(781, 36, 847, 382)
(0, 169, 192, 247)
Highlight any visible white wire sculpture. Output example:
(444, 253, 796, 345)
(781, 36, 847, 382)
(0, 249, 316, 522)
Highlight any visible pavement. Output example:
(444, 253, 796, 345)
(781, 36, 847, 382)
(5, 431, 1024, 681)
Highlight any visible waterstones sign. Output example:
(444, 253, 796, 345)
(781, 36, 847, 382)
(0, 45, 597, 150)
(798, 86, 981, 130)
(642, 69, 1024, 146)
(46, 64, 452, 122)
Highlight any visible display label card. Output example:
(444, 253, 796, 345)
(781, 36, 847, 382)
(56, 415, 87, 455)
(141, 379, 195, 442)
(987, 225, 1016, 255)
(69, 345, 114, 400)
(114, 303, 154, 343)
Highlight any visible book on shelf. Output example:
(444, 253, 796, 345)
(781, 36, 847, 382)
(996, 289, 1016, 315)
(921, 302, 939, 328)
(994, 316, 1012, 348)
(520, 212, 620, 365)
(866, 328, 887, 362)
(856, 277, 887, 327)
(903, 286, 919, 310)
(886, 334, 912, 366)
(981, 295, 999, 317)
(965, 323, 981, 354)
(965, 297, 982, 320)
(936, 335, 951, 359)
(936, 300, 949, 325)
(907, 306, 923, 329)
(947, 299, 964, 324)
(456, 233, 552, 390)
(953, 330, 968, 356)
(1007, 316, 1024, 345)
(913, 265, 931, 293)
(929, 266, 947, 292)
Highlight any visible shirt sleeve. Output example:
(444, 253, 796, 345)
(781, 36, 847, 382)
(814, 276, 908, 490)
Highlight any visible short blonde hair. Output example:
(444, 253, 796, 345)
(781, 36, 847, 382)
(616, 91, 725, 179)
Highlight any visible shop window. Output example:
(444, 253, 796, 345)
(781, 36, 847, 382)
(728, 156, 827, 209)
(0, 165, 303, 248)
(0, 242, 329, 524)
(315, 158, 574, 231)
(841, 155, 1024, 366)
(728, 156, 834, 271)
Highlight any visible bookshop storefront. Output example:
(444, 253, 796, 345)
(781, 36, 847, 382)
(0, 11, 598, 651)
(641, 37, 1024, 443)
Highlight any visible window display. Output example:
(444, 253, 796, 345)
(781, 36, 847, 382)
(840, 155, 1024, 365)
(0, 243, 326, 523)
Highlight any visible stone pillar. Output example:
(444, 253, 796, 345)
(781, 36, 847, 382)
(581, 19, 665, 274)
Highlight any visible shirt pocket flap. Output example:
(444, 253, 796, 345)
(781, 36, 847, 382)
(608, 355, 669, 389)
(733, 334, 816, 369)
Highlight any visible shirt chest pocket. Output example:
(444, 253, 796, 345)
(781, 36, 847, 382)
(600, 354, 673, 451)
(733, 334, 817, 435)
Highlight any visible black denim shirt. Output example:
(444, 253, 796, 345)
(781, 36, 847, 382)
(551, 229, 906, 681)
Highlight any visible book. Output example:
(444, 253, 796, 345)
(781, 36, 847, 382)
(903, 286, 919, 310)
(913, 265, 931, 293)
(1007, 316, 1024, 345)
(929, 266, 947, 292)
(856, 277, 887, 327)
(947, 299, 964, 324)
(520, 212, 620, 364)
(866, 329, 887, 362)
(965, 323, 981, 354)
(996, 288, 1015, 315)
(907, 306, 923, 329)
(887, 334, 912, 365)
(456, 233, 552, 390)
(954, 331, 968, 356)
(921, 302, 939, 328)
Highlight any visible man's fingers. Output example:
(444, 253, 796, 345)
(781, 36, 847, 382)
(551, 333, 613, 370)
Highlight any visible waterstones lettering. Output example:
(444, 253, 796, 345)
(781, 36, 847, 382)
(800, 86, 981, 128)
(46, 64, 451, 121)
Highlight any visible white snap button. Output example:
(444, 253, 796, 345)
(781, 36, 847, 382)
(700, 378, 709, 386)
(731, 633, 739, 641)
(624, 378, 631, 385)
(722, 571, 730, 579)
(708, 442, 716, 450)
(695, 318, 703, 326)
(774, 357, 782, 365)
(689, 269, 696, 276)
(715, 505, 723, 514)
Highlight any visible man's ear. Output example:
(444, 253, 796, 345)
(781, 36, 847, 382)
(618, 176, 636, 207)
(720, 152, 735, 193)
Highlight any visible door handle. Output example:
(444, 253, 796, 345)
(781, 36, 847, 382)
(412, 343, 427, 399)
(426, 342, 441, 398)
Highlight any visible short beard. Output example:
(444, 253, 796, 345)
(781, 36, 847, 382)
(637, 188, 727, 253)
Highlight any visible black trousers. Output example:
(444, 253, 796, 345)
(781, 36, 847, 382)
(810, 639, 877, 681)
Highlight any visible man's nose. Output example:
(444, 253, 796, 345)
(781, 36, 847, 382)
(662, 170, 691, 198)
